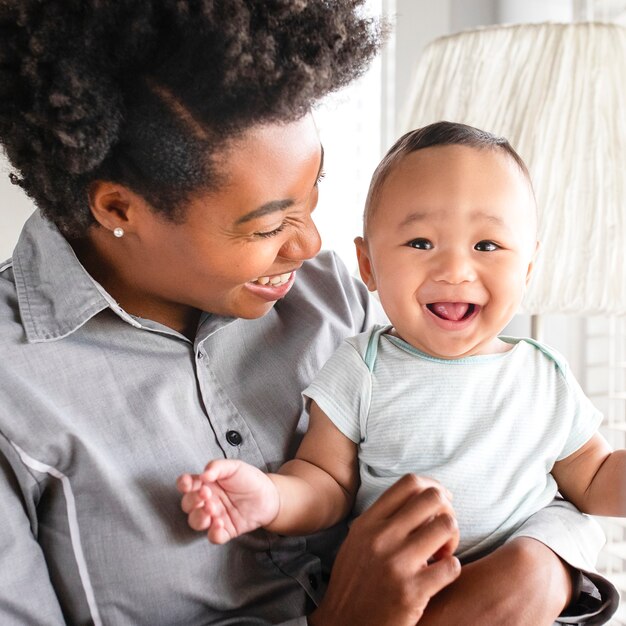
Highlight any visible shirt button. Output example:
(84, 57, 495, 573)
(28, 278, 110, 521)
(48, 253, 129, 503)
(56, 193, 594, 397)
(226, 430, 243, 446)
(308, 574, 318, 590)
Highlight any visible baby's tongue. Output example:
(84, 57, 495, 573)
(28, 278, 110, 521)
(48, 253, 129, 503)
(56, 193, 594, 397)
(430, 302, 469, 321)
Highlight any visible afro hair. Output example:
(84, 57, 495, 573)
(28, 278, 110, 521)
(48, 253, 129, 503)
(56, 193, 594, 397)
(0, 0, 382, 236)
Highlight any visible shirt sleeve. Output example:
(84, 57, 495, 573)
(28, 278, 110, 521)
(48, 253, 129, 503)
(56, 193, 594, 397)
(521, 338, 604, 462)
(0, 435, 66, 625)
(555, 363, 604, 461)
(303, 339, 372, 444)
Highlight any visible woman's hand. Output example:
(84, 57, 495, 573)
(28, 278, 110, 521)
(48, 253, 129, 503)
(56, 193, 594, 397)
(417, 537, 575, 625)
(309, 474, 461, 626)
(177, 459, 280, 544)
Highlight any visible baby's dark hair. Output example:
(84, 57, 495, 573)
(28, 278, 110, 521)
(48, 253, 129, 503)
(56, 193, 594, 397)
(364, 121, 534, 233)
(0, 1, 382, 237)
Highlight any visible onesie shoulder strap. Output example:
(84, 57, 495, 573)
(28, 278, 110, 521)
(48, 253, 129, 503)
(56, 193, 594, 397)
(499, 335, 569, 373)
(363, 324, 392, 372)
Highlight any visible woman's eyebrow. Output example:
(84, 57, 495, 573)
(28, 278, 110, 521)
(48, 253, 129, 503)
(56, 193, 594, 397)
(235, 143, 324, 225)
(236, 199, 294, 225)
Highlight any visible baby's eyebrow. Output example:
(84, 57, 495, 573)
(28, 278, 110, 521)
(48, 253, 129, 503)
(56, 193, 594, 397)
(470, 211, 507, 227)
(396, 209, 509, 230)
(397, 211, 428, 229)
(470, 211, 512, 232)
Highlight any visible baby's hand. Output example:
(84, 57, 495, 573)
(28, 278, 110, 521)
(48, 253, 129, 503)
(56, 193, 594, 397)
(177, 459, 280, 544)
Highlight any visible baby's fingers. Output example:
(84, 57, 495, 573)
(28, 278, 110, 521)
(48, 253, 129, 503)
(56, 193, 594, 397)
(177, 473, 204, 494)
(181, 489, 208, 514)
(207, 519, 234, 545)
(176, 473, 193, 493)
(201, 459, 242, 483)
(188, 507, 213, 531)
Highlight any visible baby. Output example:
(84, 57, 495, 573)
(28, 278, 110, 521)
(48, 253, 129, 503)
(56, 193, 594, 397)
(178, 121, 626, 564)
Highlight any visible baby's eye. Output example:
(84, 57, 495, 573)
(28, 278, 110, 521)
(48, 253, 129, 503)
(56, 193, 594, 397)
(475, 240, 499, 252)
(406, 238, 433, 250)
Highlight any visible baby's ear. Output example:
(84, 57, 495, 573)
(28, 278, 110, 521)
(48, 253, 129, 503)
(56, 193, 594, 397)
(525, 240, 540, 286)
(354, 237, 377, 291)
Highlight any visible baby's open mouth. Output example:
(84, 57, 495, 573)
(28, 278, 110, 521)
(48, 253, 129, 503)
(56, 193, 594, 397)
(427, 302, 477, 321)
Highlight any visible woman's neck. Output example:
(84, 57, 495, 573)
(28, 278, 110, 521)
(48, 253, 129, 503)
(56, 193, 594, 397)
(70, 234, 201, 341)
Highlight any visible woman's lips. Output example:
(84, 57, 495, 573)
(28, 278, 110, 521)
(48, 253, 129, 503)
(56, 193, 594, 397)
(245, 271, 296, 301)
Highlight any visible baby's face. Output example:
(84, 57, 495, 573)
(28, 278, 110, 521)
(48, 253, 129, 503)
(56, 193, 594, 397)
(357, 144, 538, 359)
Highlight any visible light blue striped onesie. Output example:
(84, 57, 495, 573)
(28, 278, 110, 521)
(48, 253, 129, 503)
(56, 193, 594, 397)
(303, 324, 603, 560)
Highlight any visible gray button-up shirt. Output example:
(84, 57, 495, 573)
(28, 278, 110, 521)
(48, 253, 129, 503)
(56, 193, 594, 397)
(0, 212, 619, 625)
(0, 212, 383, 625)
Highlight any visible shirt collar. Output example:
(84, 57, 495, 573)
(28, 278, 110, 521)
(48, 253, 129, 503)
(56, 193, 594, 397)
(13, 211, 111, 343)
(13, 211, 239, 344)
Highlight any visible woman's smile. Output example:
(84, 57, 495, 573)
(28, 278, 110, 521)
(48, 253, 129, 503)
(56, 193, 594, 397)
(245, 270, 297, 301)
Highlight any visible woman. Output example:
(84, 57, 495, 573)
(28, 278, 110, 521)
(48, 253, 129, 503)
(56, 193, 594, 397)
(0, 1, 616, 624)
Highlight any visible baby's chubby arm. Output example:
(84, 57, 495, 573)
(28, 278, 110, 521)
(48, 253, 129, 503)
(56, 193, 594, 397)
(552, 432, 626, 515)
(268, 400, 360, 534)
(177, 401, 361, 542)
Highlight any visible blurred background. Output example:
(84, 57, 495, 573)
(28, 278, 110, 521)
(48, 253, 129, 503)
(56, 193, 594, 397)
(2, 0, 626, 621)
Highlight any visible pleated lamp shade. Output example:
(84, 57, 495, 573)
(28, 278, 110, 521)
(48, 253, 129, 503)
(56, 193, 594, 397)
(403, 22, 626, 315)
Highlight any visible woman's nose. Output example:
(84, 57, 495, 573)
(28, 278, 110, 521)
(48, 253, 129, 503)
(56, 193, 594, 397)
(432, 251, 477, 284)
(278, 215, 322, 261)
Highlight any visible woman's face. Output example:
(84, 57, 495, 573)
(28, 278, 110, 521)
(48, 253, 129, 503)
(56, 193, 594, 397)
(123, 115, 324, 320)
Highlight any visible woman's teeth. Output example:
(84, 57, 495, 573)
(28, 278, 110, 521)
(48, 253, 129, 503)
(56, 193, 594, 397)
(255, 272, 291, 286)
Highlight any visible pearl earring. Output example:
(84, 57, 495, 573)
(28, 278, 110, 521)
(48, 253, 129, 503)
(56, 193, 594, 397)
(113, 227, 124, 238)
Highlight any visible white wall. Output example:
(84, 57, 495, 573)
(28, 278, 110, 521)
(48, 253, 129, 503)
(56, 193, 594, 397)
(497, 0, 573, 22)
(0, 153, 35, 260)
(393, 0, 498, 138)
(313, 57, 383, 271)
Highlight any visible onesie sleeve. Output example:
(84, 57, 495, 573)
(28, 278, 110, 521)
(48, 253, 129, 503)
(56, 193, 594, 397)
(516, 338, 604, 462)
(303, 338, 372, 444)
(556, 364, 604, 461)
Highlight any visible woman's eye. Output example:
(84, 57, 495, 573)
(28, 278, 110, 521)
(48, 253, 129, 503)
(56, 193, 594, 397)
(255, 223, 287, 238)
(406, 238, 433, 250)
(475, 240, 499, 252)
(315, 169, 326, 187)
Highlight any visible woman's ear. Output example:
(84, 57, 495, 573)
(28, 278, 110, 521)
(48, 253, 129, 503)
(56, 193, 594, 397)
(355, 236, 377, 292)
(87, 181, 137, 234)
